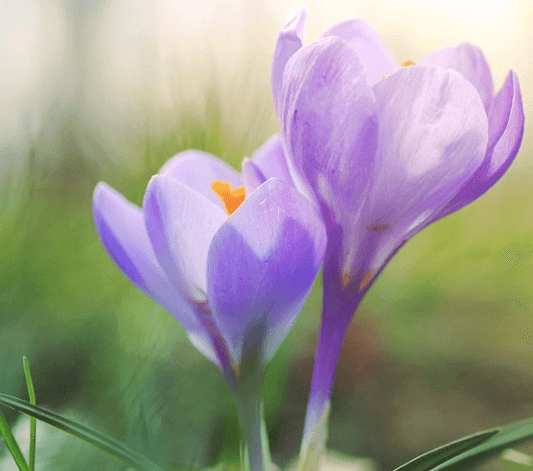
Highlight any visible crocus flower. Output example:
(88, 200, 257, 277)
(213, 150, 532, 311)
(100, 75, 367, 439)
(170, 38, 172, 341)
(92, 136, 327, 470)
(272, 8, 524, 456)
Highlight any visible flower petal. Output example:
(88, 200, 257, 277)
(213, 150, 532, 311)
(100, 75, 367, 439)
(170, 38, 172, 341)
(272, 8, 307, 118)
(367, 65, 488, 231)
(436, 70, 524, 220)
(158, 150, 242, 210)
(279, 36, 377, 258)
(421, 43, 493, 113)
(250, 134, 293, 186)
(93, 183, 216, 360)
(321, 19, 397, 87)
(485, 71, 524, 178)
(207, 179, 327, 364)
(143, 175, 227, 303)
(241, 158, 267, 194)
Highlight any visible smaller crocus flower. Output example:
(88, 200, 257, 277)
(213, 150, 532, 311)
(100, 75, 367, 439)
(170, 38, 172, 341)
(272, 8, 524, 461)
(93, 136, 327, 471)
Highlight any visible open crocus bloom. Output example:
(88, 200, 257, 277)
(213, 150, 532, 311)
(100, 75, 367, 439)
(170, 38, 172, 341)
(93, 136, 327, 393)
(272, 8, 524, 452)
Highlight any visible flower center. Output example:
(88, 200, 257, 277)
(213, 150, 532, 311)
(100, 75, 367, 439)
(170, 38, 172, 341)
(211, 180, 246, 215)
(402, 60, 416, 67)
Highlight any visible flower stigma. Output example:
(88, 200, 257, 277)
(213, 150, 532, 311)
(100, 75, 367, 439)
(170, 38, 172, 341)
(211, 181, 246, 215)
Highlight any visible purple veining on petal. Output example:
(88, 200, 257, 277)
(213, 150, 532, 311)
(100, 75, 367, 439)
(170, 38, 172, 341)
(280, 36, 378, 262)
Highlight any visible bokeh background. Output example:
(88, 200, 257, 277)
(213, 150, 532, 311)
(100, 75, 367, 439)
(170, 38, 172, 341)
(0, 0, 532, 469)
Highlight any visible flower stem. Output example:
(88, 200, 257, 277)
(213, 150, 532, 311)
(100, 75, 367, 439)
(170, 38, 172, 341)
(235, 348, 265, 471)
(301, 290, 361, 454)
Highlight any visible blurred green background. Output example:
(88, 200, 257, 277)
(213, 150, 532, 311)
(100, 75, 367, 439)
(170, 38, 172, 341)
(0, 0, 532, 470)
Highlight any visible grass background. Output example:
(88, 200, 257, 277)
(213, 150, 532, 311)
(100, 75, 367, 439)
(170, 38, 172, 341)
(0, 0, 532, 470)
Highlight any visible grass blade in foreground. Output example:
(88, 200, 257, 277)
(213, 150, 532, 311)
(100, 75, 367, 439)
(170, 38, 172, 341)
(0, 408, 30, 471)
(22, 357, 36, 471)
(393, 418, 533, 471)
(0, 393, 164, 471)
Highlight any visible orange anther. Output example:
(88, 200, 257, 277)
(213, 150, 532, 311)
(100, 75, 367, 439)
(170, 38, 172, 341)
(402, 60, 416, 67)
(342, 273, 350, 287)
(359, 269, 376, 291)
(211, 181, 246, 215)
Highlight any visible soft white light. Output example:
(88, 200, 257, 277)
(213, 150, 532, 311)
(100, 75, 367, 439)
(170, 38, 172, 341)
(411, 0, 514, 21)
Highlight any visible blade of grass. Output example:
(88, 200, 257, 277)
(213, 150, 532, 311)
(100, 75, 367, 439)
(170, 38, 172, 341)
(392, 429, 498, 471)
(0, 408, 30, 471)
(393, 417, 533, 471)
(0, 393, 165, 471)
(22, 357, 36, 471)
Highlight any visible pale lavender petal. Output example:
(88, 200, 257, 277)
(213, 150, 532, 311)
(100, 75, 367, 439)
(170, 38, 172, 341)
(321, 19, 397, 86)
(207, 179, 327, 364)
(241, 158, 266, 194)
(280, 36, 377, 266)
(93, 182, 216, 361)
(364, 66, 488, 243)
(486, 71, 524, 177)
(143, 175, 227, 303)
(272, 8, 307, 118)
(436, 71, 524, 220)
(421, 43, 494, 113)
(158, 150, 242, 210)
(250, 135, 293, 186)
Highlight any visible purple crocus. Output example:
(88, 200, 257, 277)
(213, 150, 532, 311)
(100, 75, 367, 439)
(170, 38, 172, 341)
(92, 136, 327, 470)
(272, 8, 524, 455)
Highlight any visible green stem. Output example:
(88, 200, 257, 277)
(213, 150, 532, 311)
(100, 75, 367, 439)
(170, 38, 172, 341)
(235, 349, 265, 471)
(23, 357, 36, 471)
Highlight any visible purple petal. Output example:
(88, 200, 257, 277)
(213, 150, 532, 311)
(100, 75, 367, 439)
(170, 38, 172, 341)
(250, 135, 293, 186)
(241, 158, 267, 194)
(367, 66, 488, 234)
(279, 36, 377, 257)
(486, 71, 524, 178)
(207, 179, 327, 364)
(435, 71, 524, 220)
(421, 43, 494, 113)
(158, 150, 242, 211)
(321, 19, 397, 87)
(272, 8, 307, 118)
(93, 182, 216, 361)
(143, 175, 227, 303)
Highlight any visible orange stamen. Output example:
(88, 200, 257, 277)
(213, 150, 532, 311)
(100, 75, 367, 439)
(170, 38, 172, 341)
(402, 60, 416, 67)
(342, 273, 350, 287)
(211, 181, 246, 215)
(359, 269, 376, 291)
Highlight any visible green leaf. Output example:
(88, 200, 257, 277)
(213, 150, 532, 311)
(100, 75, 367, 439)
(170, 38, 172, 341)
(22, 357, 36, 471)
(393, 430, 498, 471)
(393, 417, 533, 471)
(0, 393, 165, 471)
(0, 408, 30, 471)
